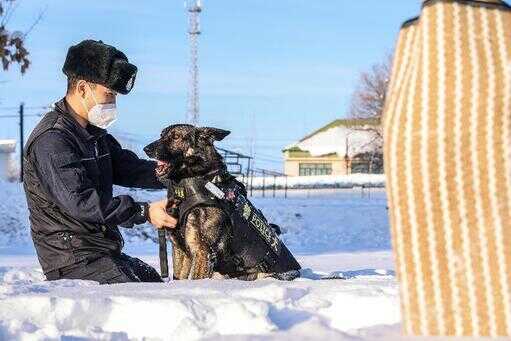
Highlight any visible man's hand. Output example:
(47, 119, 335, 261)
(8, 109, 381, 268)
(148, 199, 177, 229)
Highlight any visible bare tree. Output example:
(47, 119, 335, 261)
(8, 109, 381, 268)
(0, 0, 43, 75)
(348, 54, 393, 151)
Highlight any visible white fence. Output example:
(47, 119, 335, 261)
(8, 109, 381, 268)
(245, 173, 385, 190)
(240, 173, 386, 198)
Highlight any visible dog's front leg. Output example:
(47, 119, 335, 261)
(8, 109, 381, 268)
(185, 208, 227, 280)
(178, 252, 193, 279)
(185, 228, 214, 279)
(188, 248, 214, 280)
(167, 230, 189, 280)
(184, 218, 214, 280)
(172, 245, 190, 280)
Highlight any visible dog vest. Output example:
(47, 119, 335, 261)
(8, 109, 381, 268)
(167, 172, 301, 275)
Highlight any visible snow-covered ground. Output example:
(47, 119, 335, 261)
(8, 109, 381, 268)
(0, 252, 399, 341)
(1, 181, 495, 340)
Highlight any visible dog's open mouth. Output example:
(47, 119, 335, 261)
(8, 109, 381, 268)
(156, 160, 171, 177)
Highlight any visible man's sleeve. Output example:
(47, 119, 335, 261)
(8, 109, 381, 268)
(32, 130, 149, 227)
(106, 134, 165, 189)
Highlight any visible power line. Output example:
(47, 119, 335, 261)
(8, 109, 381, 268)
(0, 114, 41, 118)
(252, 153, 282, 160)
(253, 157, 282, 164)
(226, 137, 294, 142)
(0, 105, 49, 111)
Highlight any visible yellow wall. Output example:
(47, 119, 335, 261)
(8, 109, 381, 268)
(283, 151, 348, 176)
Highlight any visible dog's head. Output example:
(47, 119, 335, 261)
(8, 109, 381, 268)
(144, 124, 231, 181)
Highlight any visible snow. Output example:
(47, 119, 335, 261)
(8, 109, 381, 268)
(0, 181, 31, 246)
(0, 252, 399, 341)
(285, 125, 378, 158)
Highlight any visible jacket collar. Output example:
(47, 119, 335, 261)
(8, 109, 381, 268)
(54, 98, 106, 141)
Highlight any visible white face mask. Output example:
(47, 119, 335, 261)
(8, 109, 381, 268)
(81, 84, 118, 129)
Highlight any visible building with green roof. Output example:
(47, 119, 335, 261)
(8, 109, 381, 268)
(282, 118, 382, 176)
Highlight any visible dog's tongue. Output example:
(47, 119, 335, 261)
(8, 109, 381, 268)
(156, 160, 169, 175)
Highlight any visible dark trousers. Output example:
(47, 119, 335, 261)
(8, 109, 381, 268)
(45, 253, 163, 284)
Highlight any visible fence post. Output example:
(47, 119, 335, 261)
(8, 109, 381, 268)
(246, 158, 251, 189)
(284, 176, 288, 199)
(250, 170, 254, 197)
(19, 102, 24, 183)
(262, 170, 266, 198)
(273, 175, 276, 198)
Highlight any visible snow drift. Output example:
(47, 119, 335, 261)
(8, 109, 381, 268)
(0, 258, 399, 341)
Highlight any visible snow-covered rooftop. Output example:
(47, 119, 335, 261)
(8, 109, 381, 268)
(0, 140, 16, 153)
(284, 118, 380, 157)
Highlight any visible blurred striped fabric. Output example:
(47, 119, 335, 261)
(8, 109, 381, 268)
(383, 0, 511, 336)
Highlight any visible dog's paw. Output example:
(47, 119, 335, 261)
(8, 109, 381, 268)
(269, 223, 282, 236)
(211, 272, 228, 280)
(268, 270, 301, 281)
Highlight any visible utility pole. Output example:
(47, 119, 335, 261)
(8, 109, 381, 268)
(19, 102, 24, 182)
(186, 0, 202, 125)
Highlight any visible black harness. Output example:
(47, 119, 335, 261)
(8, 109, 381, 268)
(165, 171, 301, 276)
(168, 173, 225, 224)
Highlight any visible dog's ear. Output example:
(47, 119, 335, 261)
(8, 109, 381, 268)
(199, 127, 231, 142)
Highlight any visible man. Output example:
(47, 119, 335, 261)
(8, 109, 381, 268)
(23, 39, 177, 284)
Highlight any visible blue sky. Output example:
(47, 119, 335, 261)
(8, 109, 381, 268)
(0, 0, 421, 170)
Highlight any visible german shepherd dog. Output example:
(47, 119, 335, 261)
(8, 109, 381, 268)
(144, 124, 300, 281)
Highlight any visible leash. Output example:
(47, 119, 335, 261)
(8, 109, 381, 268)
(158, 206, 180, 280)
(158, 229, 169, 279)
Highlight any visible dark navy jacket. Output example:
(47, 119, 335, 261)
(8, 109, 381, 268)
(23, 98, 164, 274)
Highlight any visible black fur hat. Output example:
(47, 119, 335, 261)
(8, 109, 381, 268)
(62, 39, 137, 95)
